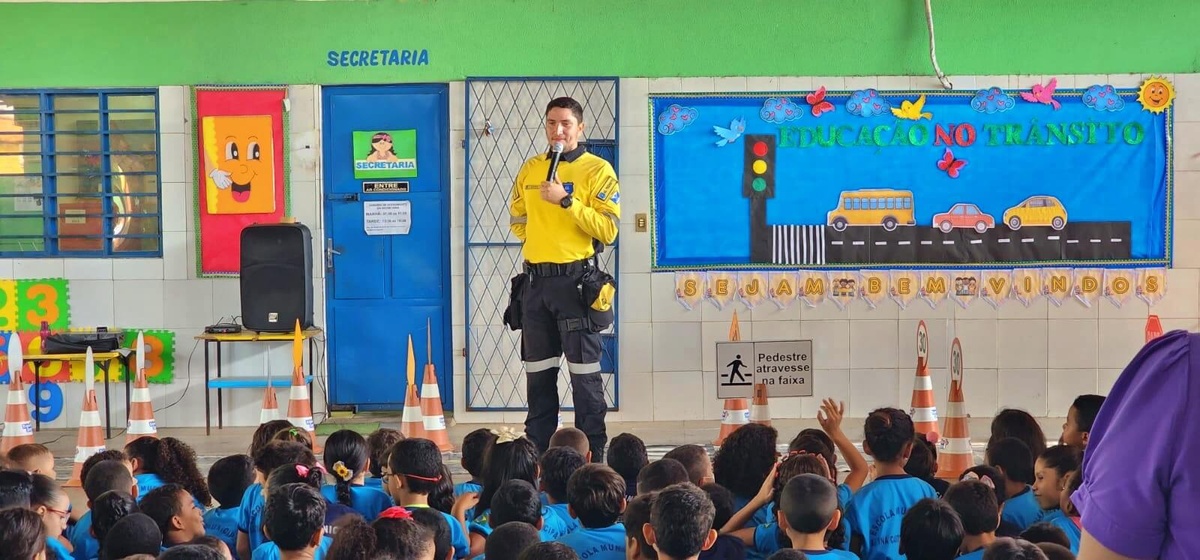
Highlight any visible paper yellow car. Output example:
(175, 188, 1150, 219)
(1003, 195, 1067, 231)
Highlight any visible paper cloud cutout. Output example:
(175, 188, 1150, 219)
(759, 97, 802, 124)
(657, 104, 698, 135)
(1082, 84, 1125, 112)
(845, 89, 890, 117)
(970, 87, 1016, 114)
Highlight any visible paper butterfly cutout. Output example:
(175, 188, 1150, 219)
(1020, 77, 1061, 110)
(937, 148, 967, 178)
(806, 87, 834, 117)
(713, 117, 746, 147)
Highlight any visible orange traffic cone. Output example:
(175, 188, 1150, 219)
(126, 332, 159, 444)
(1, 335, 34, 455)
(715, 312, 749, 446)
(286, 322, 321, 452)
(749, 382, 771, 426)
(419, 321, 453, 451)
(400, 334, 427, 439)
(260, 353, 280, 424)
(910, 320, 940, 441)
(67, 349, 105, 487)
(1145, 314, 1164, 344)
(936, 338, 973, 479)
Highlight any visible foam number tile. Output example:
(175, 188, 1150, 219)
(28, 382, 63, 424)
(0, 331, 10, 383)
(122, 330, 175, 384)
(24, 333, 69, 383)
(16, 279, 70, 331)
(0, 280, 17, 331)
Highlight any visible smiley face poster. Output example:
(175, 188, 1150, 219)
(193, 87, 288, 276)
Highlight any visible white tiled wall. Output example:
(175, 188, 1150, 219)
(0, 85, 329, 430)
(5, 74, 1196, 429)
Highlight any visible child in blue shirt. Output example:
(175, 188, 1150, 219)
(454, 428, 496, 520)
(410, 506, 454, 560)
(74, 460, 138, 560)
(844, 408, 939, 560)
(788, 399, 871, 552)
(322, 507, 435, 560)
(623, 494, 658, 560)
(365, 428, 404, 492)
(644, 484, 717, 560)
(985, 437, 1044, 532)
(29, 474, 73, 560)
(723, 453, 831, 560)
(776, 474, 857, 560)
(237, 442, 317, 560)
(943, 479, 999, 559)
(459, 430, 540, 557)
(556, 464, 627, 560)
(606, 434, 648, 501)
(205, 454, 255, 560)
(483, 479, 572, 541)
(125, 436, 211, 510)
(321, 429, 393, 520)
(897, 498, 963, 560)
(1032, 446, 1082, 554)
(713, 424, 779, 529)
(486, 521, 544, 560)
(252, 483, 331, 560)
(540, 447, 586, 537)
(387, 438, 471, 559)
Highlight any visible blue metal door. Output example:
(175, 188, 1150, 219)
(322, 85, 451, 410)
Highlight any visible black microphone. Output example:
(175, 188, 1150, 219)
(546, 141, 564, 182)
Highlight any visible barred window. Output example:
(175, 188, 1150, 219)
(0, 90, 162, 257)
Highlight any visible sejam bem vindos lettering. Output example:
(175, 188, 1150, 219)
(327, 49, 430, 67)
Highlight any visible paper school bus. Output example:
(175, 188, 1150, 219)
(826, 189, 916, 232)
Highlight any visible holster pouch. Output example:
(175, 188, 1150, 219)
(580, 266, 616, 333)
(503, 272, 529, 331)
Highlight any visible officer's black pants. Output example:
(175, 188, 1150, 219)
(520, 271, 607, 462)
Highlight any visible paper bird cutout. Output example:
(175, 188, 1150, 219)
(713, 117, 746, 147)
(891, 94, 932, 120)
(937, 148, 967, 178)
(806, 87, 834, 117)
(1020, 78, 1061, 110)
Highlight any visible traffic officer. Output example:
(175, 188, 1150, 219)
(508, 96, 620, 462)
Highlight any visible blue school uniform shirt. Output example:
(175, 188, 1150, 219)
(471, 507, 574, 542)
(320, 484, 394, 521)
(1001, 486, 1044, 531)
(731, 494, 773, 528)
(835, 483, 853, 551)
(136, 473, 207, 509)
(405, 504, 470, 559)
(364, 477, 384, 490)
(800, 550, 857, 560)
(251, 535, 332, 560)
(957, 549, 986, 560)
(46, 537, 72, 560)
(545, 503, 581, 536)
(556, 523, 626, 560)
(205, 507, 242, 560)
(456, 480, 483, 520)
(751, 521, 783, 560)
(69, 511, 98, 560)
(238, 483, 268, 553)
(1041, 509, 1081, 553)
(844, 474, 938, 560)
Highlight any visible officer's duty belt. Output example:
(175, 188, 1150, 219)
(524, 260, 588, 277)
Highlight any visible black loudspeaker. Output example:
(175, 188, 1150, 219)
(240, 222, 315, 332)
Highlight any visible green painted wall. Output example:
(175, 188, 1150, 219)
(1, 0, 1197, 88)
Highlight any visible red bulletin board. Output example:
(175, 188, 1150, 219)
(192, 86, 290, 276)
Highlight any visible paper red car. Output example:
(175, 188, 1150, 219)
(932, 203, 995, 234)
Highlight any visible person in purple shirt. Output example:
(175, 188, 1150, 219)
(1073, 329, 1200, 560)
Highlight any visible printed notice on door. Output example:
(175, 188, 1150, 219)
(363, 200, 411, 235)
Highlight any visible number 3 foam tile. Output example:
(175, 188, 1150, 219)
(0, 280, 18, 332)
(16, 279, 70, 331)
(120, 330, 176, 384)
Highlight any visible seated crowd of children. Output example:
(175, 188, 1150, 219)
(0, 394, 1106, 560)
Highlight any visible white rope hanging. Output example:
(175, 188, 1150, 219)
(924, 0, 954, 89)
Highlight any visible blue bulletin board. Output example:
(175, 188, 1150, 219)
(650, 78, 1175, 271)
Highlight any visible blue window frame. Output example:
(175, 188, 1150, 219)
(0, 89, 162, 257)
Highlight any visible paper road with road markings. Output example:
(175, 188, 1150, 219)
(716, 340, 814, 399)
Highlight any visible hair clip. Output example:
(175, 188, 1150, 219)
(333, 461, 354, 482)
(379, 507, 413, 520)
(924, 432, 940, 444)
(490, 426, 526, 444)
(296, 464, 311, 477)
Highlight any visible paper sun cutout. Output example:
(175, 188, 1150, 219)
(713, 117, 746, 147)
(891, 94, 932, 120)
(760, 97, 802, 124)
(970, 87, 1016, 114)
(1082, 85, 1125, 112)
(1020, 78, 1061, 110)
(846, 89, 889, 117)
(806, 87, 834, 117)
(657, 104, 698, 135)
(1137, 76, 1175, 114)
(936, 148, 967, 178)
